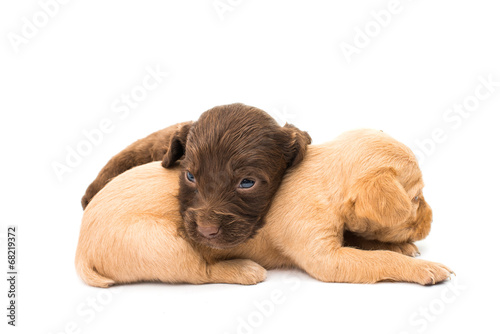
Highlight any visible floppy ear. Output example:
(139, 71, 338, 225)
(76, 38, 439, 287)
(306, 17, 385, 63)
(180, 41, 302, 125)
(281, 123, 312, 168)
(352, 168, 412, 226)
(161, 122, 192, 168)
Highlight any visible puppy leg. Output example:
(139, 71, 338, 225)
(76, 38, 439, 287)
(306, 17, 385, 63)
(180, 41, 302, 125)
(343, 231, 420, 257)
(274, 215, 452, 285)
(152, 257, 267, 285)
(299, 245, 452, 285)
(81, 123, 191, 209)
(81, 151, 161, 209)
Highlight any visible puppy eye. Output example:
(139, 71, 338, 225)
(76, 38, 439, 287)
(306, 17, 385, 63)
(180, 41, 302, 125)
(238, 178, 255, 189)
(186, 171, 195, 183)
(413, 195, 419, 202)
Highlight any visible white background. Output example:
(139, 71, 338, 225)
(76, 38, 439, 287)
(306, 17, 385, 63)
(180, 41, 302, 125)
(1, 1, 499, 333)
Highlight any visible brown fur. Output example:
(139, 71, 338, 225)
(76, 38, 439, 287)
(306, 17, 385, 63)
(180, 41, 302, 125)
(75, 129, 453, 287)
(163, 103, 311, 248)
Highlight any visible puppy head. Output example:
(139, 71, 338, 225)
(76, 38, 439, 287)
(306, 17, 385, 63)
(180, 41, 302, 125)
(351, 167, 432, 243)
(162, 103, 311, 249)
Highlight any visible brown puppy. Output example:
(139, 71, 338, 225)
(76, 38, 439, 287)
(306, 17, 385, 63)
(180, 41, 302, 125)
(82, 103, 311, 249)
(166, 104, 310, 249)
(75, 129, 453, 287)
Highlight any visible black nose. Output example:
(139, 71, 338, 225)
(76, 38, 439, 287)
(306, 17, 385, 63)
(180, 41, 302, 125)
(197, 224, 220, 239)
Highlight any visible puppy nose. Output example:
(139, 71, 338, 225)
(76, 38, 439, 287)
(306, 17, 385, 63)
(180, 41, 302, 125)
(197, 224, 220, 239)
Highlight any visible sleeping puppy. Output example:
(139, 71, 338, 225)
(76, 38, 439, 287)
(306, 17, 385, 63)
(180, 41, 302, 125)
(75, 129, 453, 287)
(81, 103, 311, 249)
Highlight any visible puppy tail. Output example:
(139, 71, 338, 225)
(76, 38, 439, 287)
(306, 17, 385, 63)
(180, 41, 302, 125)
(75, 260, 115, 288)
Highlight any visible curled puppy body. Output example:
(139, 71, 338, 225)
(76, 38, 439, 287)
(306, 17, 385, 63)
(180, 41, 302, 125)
(75, 129, 453, 287)
(269, 129, 451, 285)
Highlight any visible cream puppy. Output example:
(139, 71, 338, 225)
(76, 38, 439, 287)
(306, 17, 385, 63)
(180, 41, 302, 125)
(75, 129, 453, 287)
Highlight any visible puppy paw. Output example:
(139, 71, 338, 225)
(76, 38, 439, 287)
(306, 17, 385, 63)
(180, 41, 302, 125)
(391, 242, 420, 257)
(209, 259, 267, 285)
(411, 259, 454, 285)
(234, 259, 267, 285)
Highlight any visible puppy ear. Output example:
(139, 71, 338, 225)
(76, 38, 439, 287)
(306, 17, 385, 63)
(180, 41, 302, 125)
(352, 168, 412, 226)
(281, 123, 312, 168)
(161, 122, 192, 168)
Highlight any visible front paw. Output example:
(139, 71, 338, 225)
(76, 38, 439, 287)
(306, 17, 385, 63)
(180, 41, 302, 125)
(411, 259, 454, 285)
(229, 259, 267, 285)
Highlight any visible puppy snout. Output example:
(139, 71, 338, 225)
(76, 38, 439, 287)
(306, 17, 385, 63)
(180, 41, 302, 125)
(197, 224, 220, 239)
